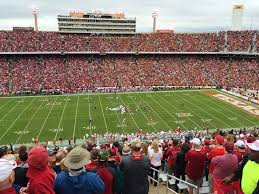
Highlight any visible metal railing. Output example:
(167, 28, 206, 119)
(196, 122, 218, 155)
(148, 167, 199, 194)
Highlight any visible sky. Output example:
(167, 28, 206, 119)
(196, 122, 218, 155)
(0, 0, 258, 32)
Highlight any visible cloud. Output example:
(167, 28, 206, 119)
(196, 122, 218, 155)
(0, 0, 258, 32)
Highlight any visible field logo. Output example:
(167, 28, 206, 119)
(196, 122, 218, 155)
(176, 113, 192, 117)
(213, 94, 259, 116)
(13, 131, 29, 135)
(49, 128, 63, 132)
(47, 102, 61, 106)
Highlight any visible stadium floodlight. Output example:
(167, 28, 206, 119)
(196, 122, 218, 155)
(32, 6, 39, 32)
(152, 10, 159, 33)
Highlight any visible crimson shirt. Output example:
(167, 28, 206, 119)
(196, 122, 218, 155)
(208, 147, 225, 173)
(167, 146, 181, 165)
(0, 188, 16, 194)
(185, 149, 206, 181)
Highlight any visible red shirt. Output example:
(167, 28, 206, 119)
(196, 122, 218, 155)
(185, 149, 206, 181)
(95, 166, 114, 194)
(167, 146, 181, 165)
(0, 188, 16, 194)
(27, 167, 55, 194)
(233, 150, 246, 163)
(208, 147, 225, 173)
(85, 161, 98, 171)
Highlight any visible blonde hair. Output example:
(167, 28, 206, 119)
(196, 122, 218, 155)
(151, 140, 159, 153)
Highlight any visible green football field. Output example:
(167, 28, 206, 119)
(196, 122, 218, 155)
(0, 90, 258, 145)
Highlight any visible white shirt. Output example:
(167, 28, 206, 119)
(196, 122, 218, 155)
(149, 148, 162, 167)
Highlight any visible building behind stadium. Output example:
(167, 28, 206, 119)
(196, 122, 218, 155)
(57, 10, 136, 34)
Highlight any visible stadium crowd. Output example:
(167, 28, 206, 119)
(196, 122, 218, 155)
(0, 128, 259, 194)
(0, 55, 258, 95)
(0, 30, 258, 52)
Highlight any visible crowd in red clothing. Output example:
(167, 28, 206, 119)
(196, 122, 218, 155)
(0, 55, 257, 95)
(0, 128, 259, 194)
(0, 30, 258, 52)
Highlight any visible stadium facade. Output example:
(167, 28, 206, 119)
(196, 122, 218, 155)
(57, 10, 136, 34)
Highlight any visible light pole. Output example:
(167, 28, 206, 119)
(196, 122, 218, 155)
(32, 7, 39, 32)
(152, 11, 158, 33)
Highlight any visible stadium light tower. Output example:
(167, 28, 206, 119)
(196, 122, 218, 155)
(32, 7, 39, 32)
(152, 10, 158, 33)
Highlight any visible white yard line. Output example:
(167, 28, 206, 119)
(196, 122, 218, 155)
(72, 95, 79, 141)
(98, 94, 108, 133)
(136, 93, 172, 130)
(54, 96, 69, 140)
(0, 98, 36, 141)
(0, 99, 14, 112)
(15, 100, 45, 144)
(37, 96, 59, 139)
(118, 95, 140, 129)
(88, 94, 93, 135)
(178, 93, 233, 128)
(0, 99, 24, 124)
(127, 93, 157, 132)
(150, 94, 187, 129)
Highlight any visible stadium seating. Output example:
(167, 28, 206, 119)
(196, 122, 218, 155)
(0, 55, 257, 94)
(0, 30, 258, 52)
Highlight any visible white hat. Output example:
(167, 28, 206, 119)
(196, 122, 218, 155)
(246, 140, 259, 151)
(0, 159, 17, 182)
(235, 140, 246, 148)
(191, 138, 201, 145)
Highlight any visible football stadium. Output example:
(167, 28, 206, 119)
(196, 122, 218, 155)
(0, 1, 258, 194)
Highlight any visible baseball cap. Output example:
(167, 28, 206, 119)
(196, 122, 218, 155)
(215, 135, 224, 145)
(0, 159, 17, 182)
(191, 138, 201, 145)
(235, 140, 246, 148)
(246, 140, 259, 151)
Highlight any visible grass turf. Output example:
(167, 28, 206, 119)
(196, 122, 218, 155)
(0, 89, 258, 144)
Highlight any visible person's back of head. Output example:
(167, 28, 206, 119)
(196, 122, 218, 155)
(0, 146, 8, 158)
(19, 151, 28, 163)
(173, 139, 179, 147)
(181, 142, 190, 153)
(90, 149, 100, 161)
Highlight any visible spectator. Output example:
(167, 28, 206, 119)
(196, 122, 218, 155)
(14, 151, 29, 187)
(208, 135, 225, 192)
(48, 150, 57, 177)
(166, 139, 181, 175)
(54, 146, 104, 194)
(92, 150, 116, 194)
(0, 146, 8, 158)
(148, 140, 162, 186)
(185, 138, 206, 194)
(21, 146, 55, 194)
(234, 140, 247, 163)
(174, 142, 190, 192)
(85, 149, 99, 171)
(0, 159, 17, 194)
(241, 140, 259, 194)
(120, 139, 150, 194)
(53, 151, 64, 174)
